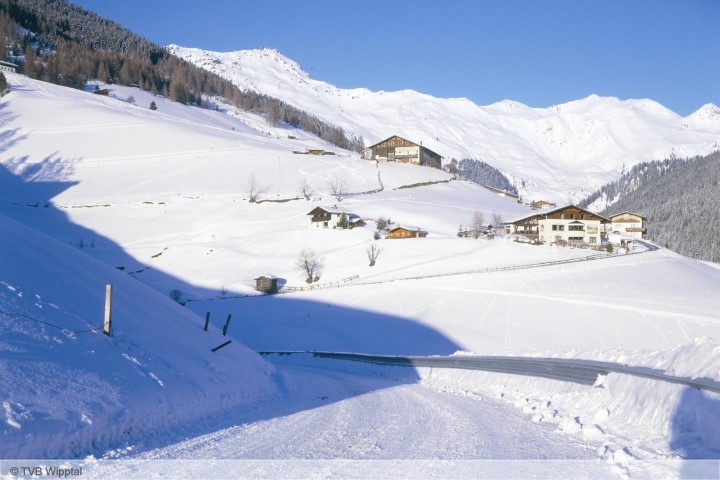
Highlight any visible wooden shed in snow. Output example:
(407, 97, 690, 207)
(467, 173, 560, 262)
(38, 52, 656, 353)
(387, 226, 428, 239)
(255, 275, 279, 294)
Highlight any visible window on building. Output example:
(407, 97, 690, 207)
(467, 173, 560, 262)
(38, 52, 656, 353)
(589, 237, 597, 243)
(569, 236, 584, 241)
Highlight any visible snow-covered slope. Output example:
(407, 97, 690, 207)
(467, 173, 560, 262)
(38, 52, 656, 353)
(2, 70, 720, 463)
(0, 214, 276, 458)
(0, 72, 531, 299)
(168, 45, 720, 202)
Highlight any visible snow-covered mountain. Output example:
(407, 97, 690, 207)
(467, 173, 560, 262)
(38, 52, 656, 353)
(168, 45, 720, 203)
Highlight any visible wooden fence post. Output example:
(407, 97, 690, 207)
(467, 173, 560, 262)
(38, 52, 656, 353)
(103, 284, 112, 336)
(211, 340, 232, 352)
(204, 312, 210, 331)
(222, 314, 232, 336)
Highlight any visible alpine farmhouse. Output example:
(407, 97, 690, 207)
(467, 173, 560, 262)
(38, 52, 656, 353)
(363, 135, 442, 169)
(504, 205, 610, 245)
(307, 206, 365, 228)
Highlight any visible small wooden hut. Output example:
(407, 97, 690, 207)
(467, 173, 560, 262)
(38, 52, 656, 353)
(255, 275, 279, 294)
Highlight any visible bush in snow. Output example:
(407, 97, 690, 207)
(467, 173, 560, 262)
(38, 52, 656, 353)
(367, 243, 381, 267)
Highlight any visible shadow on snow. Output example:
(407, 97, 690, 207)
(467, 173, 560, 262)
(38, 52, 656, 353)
(0, 153, 461, 458)
(669, 387, 720, 478)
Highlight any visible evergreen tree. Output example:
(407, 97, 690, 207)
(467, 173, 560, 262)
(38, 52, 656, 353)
(149, 100, 157, 110)
(0, 71, 7, 93)
(338, 212, 349, 229)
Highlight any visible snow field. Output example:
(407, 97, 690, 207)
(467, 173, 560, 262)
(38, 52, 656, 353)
(183, 248, 720, 461)
(2, 70, 720, 466)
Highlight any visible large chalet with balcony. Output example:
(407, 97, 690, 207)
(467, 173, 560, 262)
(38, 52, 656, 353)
(362, 135, 442, 169)
(504, 205, 610, 245)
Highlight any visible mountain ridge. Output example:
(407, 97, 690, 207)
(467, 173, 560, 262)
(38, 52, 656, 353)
(169, 44, 720, 203)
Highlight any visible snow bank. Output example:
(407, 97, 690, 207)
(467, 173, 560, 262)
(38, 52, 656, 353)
(423, 339, 720, 461)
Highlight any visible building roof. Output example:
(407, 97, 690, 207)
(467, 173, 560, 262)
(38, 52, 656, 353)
(530, 200, 556, 208)
(367, 135, 417, 149)
(366, 135, 443, 158)
(609, 211, 647, 220)
(255, 274, 278, 280)
(307, 205, 351, 215)
(504, 204, 610, 225)
(389, 225, 426, 233)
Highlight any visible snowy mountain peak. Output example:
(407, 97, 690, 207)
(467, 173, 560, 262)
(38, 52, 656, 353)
(488, 99, 531, 111)
(687, 103, 720, 122)
(167, 44, 319, 94)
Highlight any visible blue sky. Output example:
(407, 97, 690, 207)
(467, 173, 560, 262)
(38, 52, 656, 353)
(71, 0, 718, 116)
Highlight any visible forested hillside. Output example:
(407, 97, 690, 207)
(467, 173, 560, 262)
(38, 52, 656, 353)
(580, 151, 720, 262)
(0, 0, 363, 150)
(453, 158, 518, 195)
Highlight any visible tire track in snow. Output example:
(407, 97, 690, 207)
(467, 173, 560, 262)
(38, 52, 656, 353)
(131, 365, 597, 461)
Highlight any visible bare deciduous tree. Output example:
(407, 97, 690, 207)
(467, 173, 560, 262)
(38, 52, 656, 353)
(247, 174, 264, 203)
(492, 212, 504, 228)
(376, 216, 390, 230)
(299, 178, 313, 201)
(329, 177, 347, 202)
(266, 99, 282, 126)
(367, 243, 381, 267)
(470, 211, 485, 239)
(296, 248, 323, 283)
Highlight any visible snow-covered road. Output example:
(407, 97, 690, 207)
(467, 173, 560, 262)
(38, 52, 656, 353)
(91, 362, 688, 478)
(133, 364, 596, 460)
